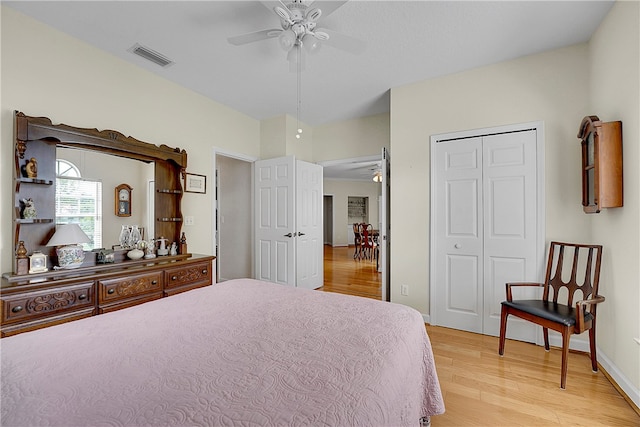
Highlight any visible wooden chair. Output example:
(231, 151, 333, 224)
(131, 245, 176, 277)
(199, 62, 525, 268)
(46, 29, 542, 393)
(498, 241, 605, 389)
(359, 223, 377, 261)
(352, 223, 362, 259)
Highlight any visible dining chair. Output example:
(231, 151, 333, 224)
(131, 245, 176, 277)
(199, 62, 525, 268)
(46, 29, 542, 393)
(498, 241, 605, 389)
(352, 223, 362, 259)
(359, 223, 377, 261)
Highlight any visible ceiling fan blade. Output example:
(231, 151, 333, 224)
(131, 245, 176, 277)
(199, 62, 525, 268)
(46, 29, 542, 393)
(227, 29, 282, 46)
(318, 28, 366, 54)
(307, 1, 349, 18)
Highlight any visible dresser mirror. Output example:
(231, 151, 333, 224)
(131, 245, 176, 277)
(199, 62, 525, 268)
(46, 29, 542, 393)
(57, 147, 155, 248)
(11, 112, 187, 274)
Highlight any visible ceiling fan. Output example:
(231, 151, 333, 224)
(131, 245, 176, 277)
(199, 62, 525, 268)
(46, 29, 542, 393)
(227, 0, 365, 65)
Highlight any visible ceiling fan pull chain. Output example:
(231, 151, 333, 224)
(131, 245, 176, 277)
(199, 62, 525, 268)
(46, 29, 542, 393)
(296, 44, 303, 140)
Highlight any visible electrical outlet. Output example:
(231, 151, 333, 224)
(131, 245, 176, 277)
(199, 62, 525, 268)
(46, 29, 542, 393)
(401, 284, 409, 296)
(184, 216, 194, 226)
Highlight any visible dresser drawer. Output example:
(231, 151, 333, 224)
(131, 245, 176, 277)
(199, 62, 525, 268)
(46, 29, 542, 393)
(164, 261, 212, 294)
(1, 282, 95, 325)
(98, 272, 163, 305)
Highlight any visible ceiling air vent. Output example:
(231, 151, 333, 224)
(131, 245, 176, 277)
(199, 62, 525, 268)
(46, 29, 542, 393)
(128, 43, 174, 68)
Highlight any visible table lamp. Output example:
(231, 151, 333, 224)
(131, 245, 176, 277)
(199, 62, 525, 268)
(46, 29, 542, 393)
(46, 224, 91, 269)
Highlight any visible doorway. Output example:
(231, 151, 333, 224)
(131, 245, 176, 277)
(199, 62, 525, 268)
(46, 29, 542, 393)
(319, 153, 388, 301)
(212, 148, 258, 282)
(430, 122, 545, 343)
(323, 195, 333, 245)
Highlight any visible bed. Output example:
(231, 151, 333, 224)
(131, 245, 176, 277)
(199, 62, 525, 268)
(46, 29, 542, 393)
(1, 278, 444, 426)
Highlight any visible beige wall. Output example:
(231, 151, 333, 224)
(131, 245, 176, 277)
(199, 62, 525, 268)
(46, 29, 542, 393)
(324, 179, 382, 246)
(391, 1, 639, 396)
(260, 114, 313, 162)
(0, 6, 261, 271)
(313, 113, 389, 162)
(587, 1, 640, 396)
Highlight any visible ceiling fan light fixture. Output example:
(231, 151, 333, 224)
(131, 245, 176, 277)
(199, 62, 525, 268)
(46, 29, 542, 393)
(278, 29, 296, 51)
(302, 33, 321, 54)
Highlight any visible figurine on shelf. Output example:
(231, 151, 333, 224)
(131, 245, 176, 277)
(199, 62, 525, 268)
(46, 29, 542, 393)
(144, 239, 156, 259)
(21, 157, 38, 178)
(16, 241, 29, 275)
(180, 232, 187, 255)
(21, 198, 37, 219)
(169, 242, 178, 256)
(157, 237, 169, 256)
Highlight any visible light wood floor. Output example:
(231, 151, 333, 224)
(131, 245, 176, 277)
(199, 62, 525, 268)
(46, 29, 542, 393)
(320, 244, 381, 299)
(320, 244, 639, 425)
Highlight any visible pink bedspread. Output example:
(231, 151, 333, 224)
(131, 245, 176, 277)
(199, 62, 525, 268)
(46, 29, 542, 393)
(1, 278, 444, 426)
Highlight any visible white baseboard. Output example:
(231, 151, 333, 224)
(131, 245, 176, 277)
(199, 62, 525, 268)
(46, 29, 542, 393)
(544, 334, 639, 409)
(597, 346, 640, 409)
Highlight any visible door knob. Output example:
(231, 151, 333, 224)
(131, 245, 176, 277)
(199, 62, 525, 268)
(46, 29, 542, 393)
(298, 232, 306, 236)
(284, 233, 293, 238)
(454, 243, 461, 249)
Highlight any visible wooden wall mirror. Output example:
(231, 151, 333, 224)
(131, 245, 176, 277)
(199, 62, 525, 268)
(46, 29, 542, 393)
(11, 112, 187, 274)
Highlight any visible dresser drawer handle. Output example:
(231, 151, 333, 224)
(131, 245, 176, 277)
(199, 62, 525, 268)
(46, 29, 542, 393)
(107, 288, 115, 295)
(172, 276, 178, 281)
(202, 269, 208, 274)
(151, 280, 157, 285)
(11, 306, 23, 313)
(78, 294, 87, 300)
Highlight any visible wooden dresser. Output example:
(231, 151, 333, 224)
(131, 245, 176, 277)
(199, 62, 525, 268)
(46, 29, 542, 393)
(1, 254, 214, 337)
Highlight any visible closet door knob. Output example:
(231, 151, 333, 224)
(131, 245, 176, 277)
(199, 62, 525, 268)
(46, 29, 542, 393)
(454, 243, 461, 249)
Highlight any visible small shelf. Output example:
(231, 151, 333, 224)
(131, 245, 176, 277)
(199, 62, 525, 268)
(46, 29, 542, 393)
(156, 189, 183, 194)
(157, 217, 182, 222)
(16, 218, 54, 224)
(17, 177, 54, 185)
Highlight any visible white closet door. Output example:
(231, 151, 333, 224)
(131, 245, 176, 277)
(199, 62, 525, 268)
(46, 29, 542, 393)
(482, 131, 538, 341)
(434, 137, 484, 333)
(432, 127, 540, 341)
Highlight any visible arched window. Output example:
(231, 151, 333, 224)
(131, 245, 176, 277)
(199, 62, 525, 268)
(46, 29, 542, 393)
(55, 159, 102, 250)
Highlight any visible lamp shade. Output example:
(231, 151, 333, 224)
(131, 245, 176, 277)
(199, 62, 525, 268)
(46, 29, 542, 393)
(46, 224, 91, 269)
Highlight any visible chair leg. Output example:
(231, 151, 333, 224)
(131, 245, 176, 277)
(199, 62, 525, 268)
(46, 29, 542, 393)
(498, 306, 508, 356)
(543, 327, 550, 351)
(560, 327, 571, 389)
(589, 325, 598, 372)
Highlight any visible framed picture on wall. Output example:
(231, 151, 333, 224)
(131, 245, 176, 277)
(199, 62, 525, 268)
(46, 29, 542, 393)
(184, 173, 206, 194)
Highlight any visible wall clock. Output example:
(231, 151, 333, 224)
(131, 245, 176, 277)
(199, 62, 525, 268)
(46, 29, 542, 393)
(115, 183, 132, 217)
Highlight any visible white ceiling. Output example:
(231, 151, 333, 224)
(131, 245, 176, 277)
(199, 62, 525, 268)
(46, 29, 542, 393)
(5, 0, 614, 180)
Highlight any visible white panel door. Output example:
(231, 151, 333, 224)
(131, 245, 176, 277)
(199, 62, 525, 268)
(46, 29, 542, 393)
(482, 131, 538, 340)
(296, 160, 323, 290)
(434, 137, 484, 333)
(254, 156, 295, 287)
(432, 126, 540, 341)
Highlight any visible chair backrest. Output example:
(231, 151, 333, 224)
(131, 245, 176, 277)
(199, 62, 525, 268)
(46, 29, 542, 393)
(542, 241, 603, 309)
